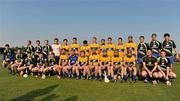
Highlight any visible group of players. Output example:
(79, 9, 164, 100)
(2, 33, 179, 85)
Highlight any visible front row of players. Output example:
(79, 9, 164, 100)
(8, 47, 176, 85)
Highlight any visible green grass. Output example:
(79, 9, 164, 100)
(0, 59, 180, 101)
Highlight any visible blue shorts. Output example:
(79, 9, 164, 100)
(55, 56, 59, 63)
(167, 56, 174, 64)
(137, 57, 143, 64)
(152, 53, 160, 58)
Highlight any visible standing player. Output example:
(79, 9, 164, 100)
(115, 37, 125, 58)
(141, 49, 159, 84)
(52, 38, 61, 62)
(60, 39, 70, 55)
(25, 40, 34, 55)
(99, 50, 111, 80)
(43, 40, 52, 59)
(157, 50, 176, 85)
(89, 49, 100, 80)
(162, 33, 179, 71)
(69, 37, 80, 55)
(34, 40, 43, 60)
(124, 50, 137, 82)
(137, 36, 149, 77)
(106, 37, 116, 57)
(149, 34, 162, 58)
(89, 37, 100, 55)
(124, 36, 137, 58)
(63, 50, 78, 78)
(111, 50, 124, 81)
(79, 40, 90, 57)
(100, 39, 106, 56)
(11, 48, 23, 74)
(76, 50, 89, 80)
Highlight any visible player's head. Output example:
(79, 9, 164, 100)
(44, 40, 49, 45)
(50, 52, 55, 58)
(151, 34, 157, 41)
(63, 39, 68, 44)
(54, 38, 59, 44)
(164, 33, 170, 41)
(147, 49, 153, 57)
(101, 39, 105, 45)
(83, 40, 88, 46)
(102, 50, 107, 56)
(128, 36, 133, 42)
(118, 37, 123, 43)
(92, 37, 97, 43)
(107, 37, 112, 44)
(80, 50, 85, 57)
(27, 40, 32, 45)
(114, 50, 119, 56)
(39, 52, 43, 58)
(61, 48, 66, 54)
(27, 53, 31, 58)
(17, 48, 21, 54)
(5, 44, 10, 49)
(160, 50, 166, 58)
(71, 49, 76, 55)
(36, 40, 40, 45)
(139, 36, 145, 43)
(72, 37, 77, 44)
(127, 50, 133, 56)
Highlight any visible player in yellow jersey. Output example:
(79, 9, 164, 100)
(60, 39, 70, 55)
(100, 39, 107, 56)
(89, 37, 100, 55)
(76, 50, 89, 80)
(99, 50, 111, 80)
(54, 48, 68, 79)
(111, 50, 124, 81)
(79, 40, 90, 56)
(116, 37, 125, 58)
(124, 36, 137, 58)
(124, 50, 137, 82)
(69, 37, 80, 54)
(89, 49, 100, 80)
(106, 37, 116, 57)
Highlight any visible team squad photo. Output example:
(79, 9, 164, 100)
(2, 33, 179, 86)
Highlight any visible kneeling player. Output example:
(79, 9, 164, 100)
(43, 53, 57, 77)
(89, 49, 100, 80)
(124, 50, 137, 82)
(11, 48, 23, 74)
(18, 53, 33, 77)
(111, 50, 124, 81)
(31, 53, 46, 78)
(63, 50, 78, 78)
(99, 50, 111, 80)
(54, 49, 68, 79)
(76, 51, 89, 80)
(157, 50, 176, 85)
(141, 49, 159, 84)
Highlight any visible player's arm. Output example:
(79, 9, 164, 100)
(142, 62, 150, 73)
(151, 62, 157, 73)
(173, 40, 179, 59)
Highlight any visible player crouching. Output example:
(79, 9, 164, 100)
(141, 49, 159, 84)
(76, 50, 89, 80)
(124, 50, 137, 82)
(31, 53, 46, 78)
(157, 50, 176, 86)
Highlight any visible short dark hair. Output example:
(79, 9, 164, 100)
(93, 37, 97, 40)
(164, 33, 170, 37)
(152, 34, 157, 37)
(83, 40, 88, 44)
(139, 36, 145, 39)
(73, 37, 77, 40)
(160, 49, 166, 53)
(36, 40, 40, 43)
(44, 40, 49, 42)
(63, 39, 68, 42)
(5, 44, 10, 47)
(108, 37, 112, 40)
(101, 39, 105, 42)
(118, 37, 122, 40)
(54, 38, 59, 41)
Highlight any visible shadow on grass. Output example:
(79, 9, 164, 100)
(10, 84, 58, 101)
(64, 96, 78, 101)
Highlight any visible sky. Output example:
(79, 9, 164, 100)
(0, 0, 180, 49)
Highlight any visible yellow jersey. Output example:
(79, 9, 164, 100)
(100, 44, 107, 55)
(69, 43, 80, 54)
(115, 44, 125, 57)
(111, 56, 123, 65)
(99, 55, 111, 65)
(124, 42, 137, 56)
(124, 55, 136, 66)
(60, 45, 70, 52)
(106, 43, 116, 57)
(78, 56, 88, 66)
(59, 54, 68, 65)
(80, 45, 90, 56)
(89, 43, 100, 54)
(89, 54, 100, 66)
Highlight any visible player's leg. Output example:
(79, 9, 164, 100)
(132, 66, 137, 82)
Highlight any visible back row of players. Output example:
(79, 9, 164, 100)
(2, 33, 179, 85)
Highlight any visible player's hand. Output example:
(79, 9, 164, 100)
(176, 54, 179, 60)
(149, 72, 152, 77)
(165, 76, 169, 80)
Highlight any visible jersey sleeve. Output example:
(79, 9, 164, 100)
(171, 40, 176, 48)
